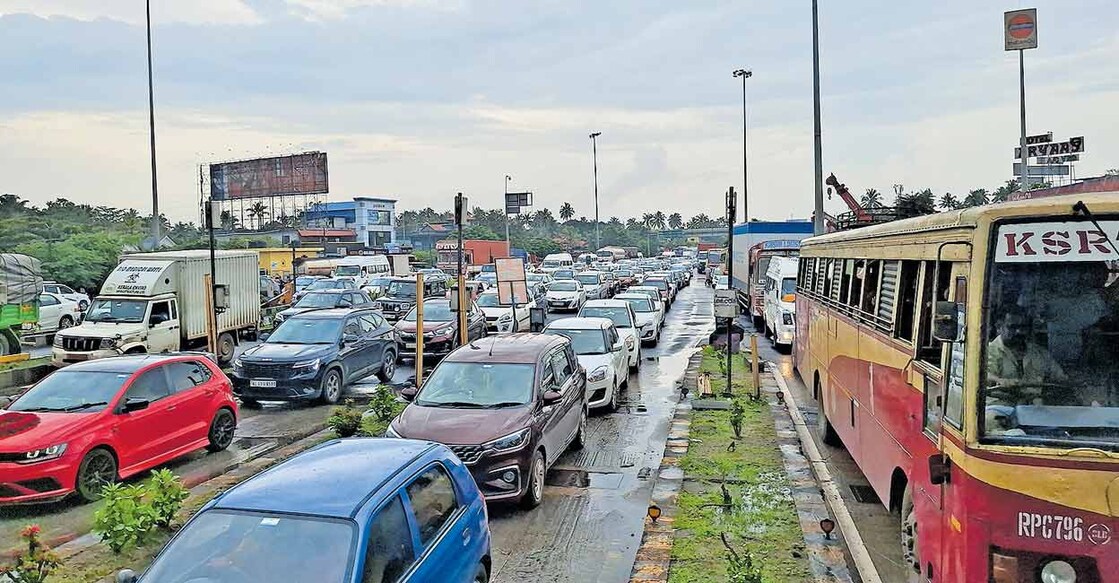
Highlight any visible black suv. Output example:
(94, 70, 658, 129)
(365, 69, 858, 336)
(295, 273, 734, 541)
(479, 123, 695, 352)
(231, 307, 397, 407)
(274, 289, 372, 324)
(374, 277, 448, 322)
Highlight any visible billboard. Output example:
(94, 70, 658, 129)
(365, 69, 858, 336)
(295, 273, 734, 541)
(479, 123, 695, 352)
(210, 152, 328, 200)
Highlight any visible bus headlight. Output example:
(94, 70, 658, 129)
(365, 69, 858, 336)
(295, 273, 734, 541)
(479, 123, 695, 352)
(1040, 560, 1076, 583)
(782, 312, 794, 325)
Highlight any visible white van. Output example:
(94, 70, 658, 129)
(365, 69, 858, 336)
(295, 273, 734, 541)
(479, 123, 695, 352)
(540, 253, 574, 274)
(763, 256, 799, 349)
(334, 255, 391, 286)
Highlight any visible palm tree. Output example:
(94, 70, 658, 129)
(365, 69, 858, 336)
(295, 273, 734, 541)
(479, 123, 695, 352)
(219, 210, 239, 230)
(938, 193, 960, 211)
(668, 213, 683, 230)
(962, 188, 989, 208)
(247, 201, 269, 229)
(687, 213, 712, 229)
(652, 211, 667, 230)
(608, 216, 622, 227)
(990, 180, 1017, 203)
(625, 217, 640, 230)
(641, 213, 655, 229)
(860, 188, 883, 208)
(559, 202, 575, 222)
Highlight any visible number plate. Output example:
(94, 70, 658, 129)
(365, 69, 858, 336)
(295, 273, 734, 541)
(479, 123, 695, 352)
(404, 343, 416, 350)
(249, 379, 277, 388)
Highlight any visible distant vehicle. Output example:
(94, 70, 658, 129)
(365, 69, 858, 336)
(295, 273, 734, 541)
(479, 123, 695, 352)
(578, 299, 641, 372)
(476, 272, 498, 288)
(42, 281, 89, 310)
(643, 276, 675, 306)
(545, 280, 586, 313)
(294, 276, 358, 303)
(714, 274, 730, 290)
(394, 298, 486, 360)
(596, 247, 627, 261)
(763, 256, 798, 349)
(540, 253, 574, 273)
(476, 289, 534, 333)
(389, 334, 588, 508)
(294, 275, 324, 293)
(614, 292, 663, 345)
(613, 268, 637, 290)
(361, 275, 394, 299)
(118, 439, 491, 583)
(747, 240, 801, 327)
(626, 286, 666, 318)
(545, 317, 628, 411)
(576, 253, 597, 266)
(0, 254, 41, 355)
(2, 354, 237, 504)
(575, 271, 608, 300)
(333, 255, 391, 286)
(275, 289, 373, 324)
(53, 250, 259, 366)
(36, 292, 82, 333)
(375, 276, 448, 323)
(232, 308, 397, 406)
(418, 267, 451, 284)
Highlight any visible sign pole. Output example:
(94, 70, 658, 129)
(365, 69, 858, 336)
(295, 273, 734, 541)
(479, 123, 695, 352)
(455, 193, 468, 343)
(725, 187, 736, 397)
(1019, 48, 1028, 194)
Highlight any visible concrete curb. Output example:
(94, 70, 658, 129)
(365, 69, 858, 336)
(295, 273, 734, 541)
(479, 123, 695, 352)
(771, 366, 883, 583)
(628, 350, 701, 582)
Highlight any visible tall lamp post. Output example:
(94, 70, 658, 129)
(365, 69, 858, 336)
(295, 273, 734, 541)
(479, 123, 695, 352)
(504, 175, 512, 249)
(811, 0, 825, 236)
(732, 69, 752, 224)
(146, 0, 161, 245)
(589, 132, 602, 250)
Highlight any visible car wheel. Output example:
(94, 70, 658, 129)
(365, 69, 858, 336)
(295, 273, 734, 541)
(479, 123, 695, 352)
(240, 398, 262, 409)
(571, 407, 588, 450)
(76, 448, 118, 502)
(520, 450, 546, 509)
(609, 379, 620, 411)
(58, 315, 74, 329)
(629, 349, 639, 372)
(206, 408, 237, 452)
(901, 487, 921, 576)
(376, 349, 397, 383)
(473, 563, 489, 583)
(319, 368, 343, 405)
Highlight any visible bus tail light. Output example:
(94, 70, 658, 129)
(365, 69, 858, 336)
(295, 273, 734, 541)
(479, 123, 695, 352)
(990, 552, 1018, 583)
(782, 293, 796, 303)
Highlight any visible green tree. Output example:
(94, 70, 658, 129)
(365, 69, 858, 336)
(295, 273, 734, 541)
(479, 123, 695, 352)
(962, 188, 989, 207)
(938, 193, 960, 211)
(247, 201, 269, 229)
(667, 213, 683, 230)
(462, 225, 501, 240)
(896, 188, 936, 218)
(652, 211, 667, 230)
(559, 202, 575, 222)
(860, 188, 883, 208)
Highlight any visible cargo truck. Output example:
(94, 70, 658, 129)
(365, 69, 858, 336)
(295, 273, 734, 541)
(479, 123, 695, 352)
(0, 254, 43, 355)
(52, 250, 259, 366)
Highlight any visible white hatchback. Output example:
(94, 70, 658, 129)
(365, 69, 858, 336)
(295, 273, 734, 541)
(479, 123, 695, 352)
(578, 299, 641, 372)
(544, 317, 629, 410)
(614, 292, 663, 345)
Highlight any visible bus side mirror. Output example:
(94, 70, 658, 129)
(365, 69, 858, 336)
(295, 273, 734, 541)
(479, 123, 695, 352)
(929, 454, 951, 485)
(932, 302, 959, 343)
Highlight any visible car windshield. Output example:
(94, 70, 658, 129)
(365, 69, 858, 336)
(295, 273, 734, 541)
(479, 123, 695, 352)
(980, 250, 1119, 452)
(295, 292, 342, 309)
(308, 279, 344, 291)
(541, 260, 563, 269)
(141, 510, 354, 583)
(546, 328, 608, 355)
(553, 270, 575, 280)
(387, 281, 417, 297)
(404, 301, 453, 322)
(476, 294, 502, 308)
(717, 276, 729, 286)
(267, 318, 342, 344)
(781, 278, 796, 295)
(8, 370, 128, 413)
(84, 299, 147, 323)
(615, 270, 633, 277)
(576, 274, 600, 286)
(647, 279, 668, 291)
(295, 276, 319, 288)
(550, 281, 578, 292)
(416, 362, 535, 407)
(620, 297, 654, 313)
(581, 306, 632, 328)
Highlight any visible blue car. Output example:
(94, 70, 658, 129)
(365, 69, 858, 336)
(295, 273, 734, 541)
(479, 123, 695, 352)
(118, 439, 491, 583)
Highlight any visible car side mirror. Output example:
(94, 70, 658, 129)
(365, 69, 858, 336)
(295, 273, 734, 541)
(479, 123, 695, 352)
(116, 569, 138, 583)
(928, 454, 951, 485)
(400, 385, 418, 401)
(612, 341, 624, 353)
(342, 333, 359, 346)
(259, 332, 270, 342)
(542, 389, 563, 404)
(0, 395, 12, 409)
(932, 301, 959, 343)
(120, 398, 149, 414)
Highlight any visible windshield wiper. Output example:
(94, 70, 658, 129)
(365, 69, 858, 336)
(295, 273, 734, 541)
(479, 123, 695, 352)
(61, 401, 108, 412)
(422, 401, 485, 409)
(483, 402, 527, 408)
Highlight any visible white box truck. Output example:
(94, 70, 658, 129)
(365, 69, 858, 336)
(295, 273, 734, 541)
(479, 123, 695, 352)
(52, 250, 259, 366)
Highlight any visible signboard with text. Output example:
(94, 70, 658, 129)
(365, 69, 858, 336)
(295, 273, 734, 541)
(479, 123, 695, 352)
(1004, 9, 1038, 51)
(1015, 136, 1084, 160)
(714, 290, 739, 318)
(995, 221, 1119, 263)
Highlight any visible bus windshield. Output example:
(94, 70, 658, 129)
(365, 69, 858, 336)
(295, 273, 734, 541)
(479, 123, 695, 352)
(981, 246, 1119, 452)
(334, 265, 361, 277)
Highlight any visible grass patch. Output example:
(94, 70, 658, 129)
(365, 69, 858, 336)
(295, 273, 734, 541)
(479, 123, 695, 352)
(669, 351, 809, 583)
(0, 356, 48, 373)
(698, 347, 753, 396)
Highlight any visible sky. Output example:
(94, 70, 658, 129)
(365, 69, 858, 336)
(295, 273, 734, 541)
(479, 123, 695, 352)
(1, 1, 1116, 224)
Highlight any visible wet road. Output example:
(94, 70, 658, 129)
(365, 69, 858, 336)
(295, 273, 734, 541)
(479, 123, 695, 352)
(745, 318, 908, 583)
(489, 283, 714, 583)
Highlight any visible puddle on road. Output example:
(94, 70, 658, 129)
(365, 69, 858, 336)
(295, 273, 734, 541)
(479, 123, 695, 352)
(546, 469, 624, 490)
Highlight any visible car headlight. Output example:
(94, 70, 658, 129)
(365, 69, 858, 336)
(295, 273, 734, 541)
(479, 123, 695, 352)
(293, 358, 321, 371)
(588, 365, 608, 382)
(625, 336, 635, 348)
(99, 338, 118, 350)
(1040, 560, 1076, 583)
(19, 443, 67, 464)
(483, 428, 530, 452)
(52, 334, 63, 348)
(384, 424, 402, 439)
(372, 301, 382, 310)
(232, 356, 243, 369)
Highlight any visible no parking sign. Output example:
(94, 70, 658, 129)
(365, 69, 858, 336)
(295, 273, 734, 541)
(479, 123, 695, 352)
(1005, 8, 1038, 51)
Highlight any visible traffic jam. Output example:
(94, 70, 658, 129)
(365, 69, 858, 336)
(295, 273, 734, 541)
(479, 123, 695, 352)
(0, 246, 704, 582)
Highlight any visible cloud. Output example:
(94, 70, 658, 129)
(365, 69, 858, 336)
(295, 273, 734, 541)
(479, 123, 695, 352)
(284, 0, 461, 21)
(0, 0, 262, 25)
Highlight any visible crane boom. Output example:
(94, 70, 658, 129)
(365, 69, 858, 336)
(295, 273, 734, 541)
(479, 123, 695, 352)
(825, 173, 872, 222)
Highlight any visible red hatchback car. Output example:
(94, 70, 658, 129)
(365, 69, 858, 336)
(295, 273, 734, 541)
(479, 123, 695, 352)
(0, 354, 238, 504)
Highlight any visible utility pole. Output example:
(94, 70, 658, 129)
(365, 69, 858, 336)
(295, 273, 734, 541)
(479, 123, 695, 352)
(733, 69, 752, 223)
(504, 175, 512, 249)
(589, 132, 602, 250)
(725, 187, 736, 396)
(455, 193, 468, 344)
(811, 0, 825, 236)
(146, 0, 161, 246)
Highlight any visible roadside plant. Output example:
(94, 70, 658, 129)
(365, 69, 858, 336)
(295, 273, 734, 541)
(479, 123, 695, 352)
(93, 483, 159, 553)
(147, 469, 189, 528)
(368, 385, 399, 422)
(327, 399, 363, 438)
(0, 524, 61, 583)
(721, 532, 763, 583)
(729, 399, 746, 438)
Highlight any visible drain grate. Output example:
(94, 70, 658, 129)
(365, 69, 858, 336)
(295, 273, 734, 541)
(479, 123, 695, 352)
(849, 484, 881, 504)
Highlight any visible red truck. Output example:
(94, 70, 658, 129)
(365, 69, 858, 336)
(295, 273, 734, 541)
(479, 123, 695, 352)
(435, 239, 511, 273)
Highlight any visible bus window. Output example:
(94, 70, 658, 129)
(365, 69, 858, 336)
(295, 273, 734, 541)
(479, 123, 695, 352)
(917, 261, 953, 366)
(877, 260, 900, 323)
(860, 260, 881, 315)
(816, 259, 828, 296)
(894, 260, 920, 343)
(847, 260, 865, 309)
(839, 260, 854, 305)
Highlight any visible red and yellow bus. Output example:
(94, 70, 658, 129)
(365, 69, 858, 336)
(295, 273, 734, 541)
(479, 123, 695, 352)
(794, 193, 1118, 582)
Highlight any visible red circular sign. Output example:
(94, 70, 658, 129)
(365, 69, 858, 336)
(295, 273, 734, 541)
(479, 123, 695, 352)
(1009, 14, 1035, 39)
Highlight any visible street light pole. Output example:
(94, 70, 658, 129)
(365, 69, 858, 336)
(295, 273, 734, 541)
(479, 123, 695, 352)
(146, 0, 161, 245)
(732, 69, 752, 224)
(811, 0, 825, 236)
(504, 175, 512, 249)
(589, 132, 602, 250)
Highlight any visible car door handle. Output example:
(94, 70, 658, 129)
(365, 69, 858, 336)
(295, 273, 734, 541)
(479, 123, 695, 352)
(165, 405, 176, 411)
(462, 528, 471, 545)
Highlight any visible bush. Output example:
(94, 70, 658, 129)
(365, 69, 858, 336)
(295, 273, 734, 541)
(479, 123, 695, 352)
(729, 399, 746, 438)
(0, 524, 61, 583)
(327, 399, 363, 438)
(367, 385, 399, 422)
(147, 469, 189, 528)
(93, 483, 159, 553)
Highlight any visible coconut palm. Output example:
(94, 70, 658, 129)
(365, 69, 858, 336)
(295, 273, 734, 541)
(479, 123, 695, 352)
(247, 201, 269, 229)
(860, 188, 883, 208)
(962, 189, 989, 208)
(559, 202, 575, 222)
(938, 193, 960, 211)
(652, 211, 667, 230)
(668, 213, 683, 230)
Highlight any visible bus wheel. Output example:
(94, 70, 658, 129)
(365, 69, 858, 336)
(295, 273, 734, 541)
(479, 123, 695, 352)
(901, 488, 921, 575)
(816, 396, 842, 447)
